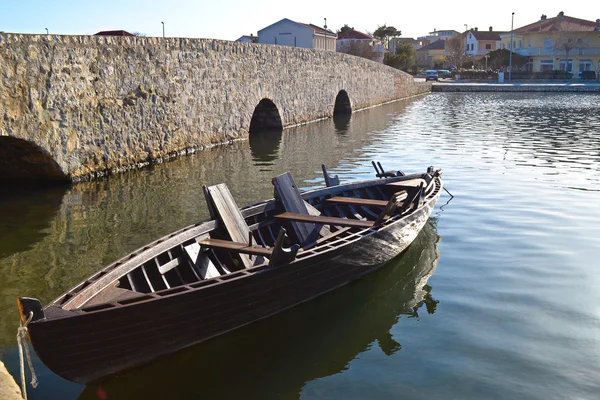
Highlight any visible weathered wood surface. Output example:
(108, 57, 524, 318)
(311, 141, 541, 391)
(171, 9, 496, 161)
(272, 173, 321, 245)
(326, 197, 390, 207)
(198, 238, 273, 256)
(275, 212, 374, 228)
(204, 184, 253, 268)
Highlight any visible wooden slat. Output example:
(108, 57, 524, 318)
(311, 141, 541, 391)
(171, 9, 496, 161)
(198, 238, 273, 257)
(204, 184, 253, 269)
(325, 196, 389, 207)
(386, 178, 426, 188)
(275, 212, 374, 228)
(272, 172, 321, 245)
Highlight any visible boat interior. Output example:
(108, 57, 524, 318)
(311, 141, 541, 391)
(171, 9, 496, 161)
(50, 164, 441, 313)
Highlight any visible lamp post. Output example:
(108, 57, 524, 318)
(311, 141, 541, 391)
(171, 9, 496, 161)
(161, 21, 164, 38)
(324, 18, 327, 51)
(485, 54, 490, 71)
(509, 12, 514, 81)
(45, 28, 48, 34)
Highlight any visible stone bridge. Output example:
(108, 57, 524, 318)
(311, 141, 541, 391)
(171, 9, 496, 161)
(0, 33, 430, 181)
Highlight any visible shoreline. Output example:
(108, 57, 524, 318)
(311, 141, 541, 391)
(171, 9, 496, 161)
(431, 81, 600, 92)
(0, 360, 23, 400)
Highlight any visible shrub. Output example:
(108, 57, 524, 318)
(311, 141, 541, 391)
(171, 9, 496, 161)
(581, 71, 597, 80)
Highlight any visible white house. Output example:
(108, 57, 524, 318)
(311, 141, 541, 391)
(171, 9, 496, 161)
(236, 34, 258, 43)
(465, 27, 506, 56)
(258, 18, 337, 51)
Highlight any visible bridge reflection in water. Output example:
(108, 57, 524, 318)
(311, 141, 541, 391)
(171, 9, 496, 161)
(79, 222, 441, 400)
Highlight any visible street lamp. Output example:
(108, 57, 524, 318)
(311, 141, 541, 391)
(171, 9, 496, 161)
(161, 21, 164, 38)
(45, 28, 48, 34)
(509, 12, 514, 81)
(484, 54, 490, 71)
(324, 18, 327, 51)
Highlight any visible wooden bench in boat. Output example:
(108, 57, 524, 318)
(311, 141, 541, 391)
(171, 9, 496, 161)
(272, 173, 423, 241)
(325, 192, 407, 207)
(197, 238, 273, 257)
(203, 183, 299, 267)
(275, 212, 375, 228)
(386, 178, 427, 189)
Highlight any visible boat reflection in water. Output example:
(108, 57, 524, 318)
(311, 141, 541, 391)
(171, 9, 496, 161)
(79, 221, 441, 400)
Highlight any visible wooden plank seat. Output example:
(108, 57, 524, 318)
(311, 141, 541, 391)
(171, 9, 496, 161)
(325, 194, 407, 207)
(275, 212, 375, 228)
(198, 238, 273, 257)
(386, 178, 427, 189)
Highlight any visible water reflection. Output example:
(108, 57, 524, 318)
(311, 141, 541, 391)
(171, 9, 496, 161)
(333, 113, 351, 134)
(0, 183, 69, 258)
(79, 222, 440, 400)
(248, 129, 282, 165)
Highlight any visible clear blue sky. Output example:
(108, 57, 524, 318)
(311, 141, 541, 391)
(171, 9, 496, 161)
(0, 1, 593, 40)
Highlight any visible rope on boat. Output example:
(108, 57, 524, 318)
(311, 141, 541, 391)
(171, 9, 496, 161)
(17, 311, 38, 400)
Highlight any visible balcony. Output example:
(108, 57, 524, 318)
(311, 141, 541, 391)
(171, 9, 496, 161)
(513, 47, 600, 56)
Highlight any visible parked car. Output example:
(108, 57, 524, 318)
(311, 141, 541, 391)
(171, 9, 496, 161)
(425, 70, 439, 82)
(437, 70, 452, 79)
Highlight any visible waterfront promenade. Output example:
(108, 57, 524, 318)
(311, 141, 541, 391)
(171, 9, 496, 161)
(431, 81, 600, 92)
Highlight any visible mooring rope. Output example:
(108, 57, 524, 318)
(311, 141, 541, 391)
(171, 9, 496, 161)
(443, 186, 454, 199)
(17, 311, 38, 400)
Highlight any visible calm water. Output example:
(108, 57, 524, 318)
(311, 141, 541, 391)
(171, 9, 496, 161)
(1, 93, 600, 399)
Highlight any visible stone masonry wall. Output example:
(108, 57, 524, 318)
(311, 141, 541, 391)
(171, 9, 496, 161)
(0, 33, 430, 180)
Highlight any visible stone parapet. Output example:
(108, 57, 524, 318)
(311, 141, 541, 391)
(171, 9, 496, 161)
(0, 33, 430, 181)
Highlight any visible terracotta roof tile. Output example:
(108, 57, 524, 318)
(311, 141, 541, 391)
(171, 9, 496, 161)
(336, 30, 373, 40)
(515, 14, 598, 33)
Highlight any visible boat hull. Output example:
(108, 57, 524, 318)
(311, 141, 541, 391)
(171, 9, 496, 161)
(26, 181, 440, 384)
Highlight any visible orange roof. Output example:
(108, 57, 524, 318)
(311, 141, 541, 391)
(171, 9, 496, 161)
(336, 29, 372, 40)
(515, 13, 599, 33)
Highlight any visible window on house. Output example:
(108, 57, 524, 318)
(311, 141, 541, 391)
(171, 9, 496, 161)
(543, 38, 553, 48)
(471, 43, 474, 51)
(579, 60, 593, 73)
(485, 43, 491, 49)
(559, 59, 574, 73)
(540, 59, 554, 72)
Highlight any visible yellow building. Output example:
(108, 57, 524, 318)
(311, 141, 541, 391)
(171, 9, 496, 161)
(500, 12, 600, 77)
(416, 40, 446, 69)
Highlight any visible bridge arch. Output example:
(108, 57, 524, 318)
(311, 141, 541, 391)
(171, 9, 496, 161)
(0, 137, 67, 181)
(249, 99, 283, 135)
(333, 90, 352, 115)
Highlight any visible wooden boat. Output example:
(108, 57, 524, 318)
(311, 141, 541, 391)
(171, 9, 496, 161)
(17, 163, 443, 385)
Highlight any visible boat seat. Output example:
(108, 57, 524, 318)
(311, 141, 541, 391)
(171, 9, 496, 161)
(272, 172, 323, 245)
(203, 183, 298, 268)
(198, 238, 273, 257)
(203, 183, 257, 269)
(325, 194, 407, 207)
(275, 212, 375, 228)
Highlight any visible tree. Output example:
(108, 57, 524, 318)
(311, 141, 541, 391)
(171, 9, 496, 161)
(131, 32, 147, 37)
(553, 34, 587, 73)
(373, 25, 401, 48)
(444, 36, 471, 69)
(337, 24, 354, 34)
(384, 43, 415, 71)
(484, 49, 528, 70)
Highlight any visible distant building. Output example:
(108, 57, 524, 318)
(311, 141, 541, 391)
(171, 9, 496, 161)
(500, 12, 600, 76)
(416, 40, 446, 68)
(389, 37, 422, 54)
(258, 18, 337, 51)
(336, 29, 384, 63)
(236, 34, 258, 43)
(417, 29, 460, 46)
(465, 27, 507, 56)
(94, 30, 134, 36)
